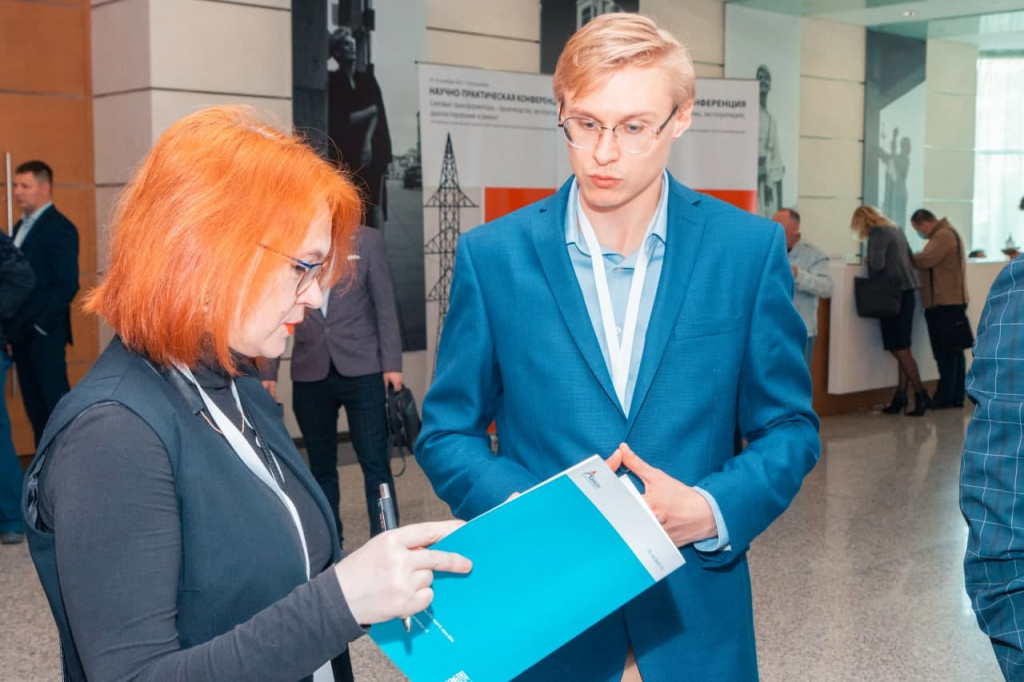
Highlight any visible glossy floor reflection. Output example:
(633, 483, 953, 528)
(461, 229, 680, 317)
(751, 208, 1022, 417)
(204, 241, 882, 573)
(0, 408, 1003, 681)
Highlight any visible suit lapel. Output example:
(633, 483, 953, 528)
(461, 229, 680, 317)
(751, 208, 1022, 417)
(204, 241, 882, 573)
(531, 179, 620, 411)
(17, 206, 52, 250)
(626, 180, 709, 434)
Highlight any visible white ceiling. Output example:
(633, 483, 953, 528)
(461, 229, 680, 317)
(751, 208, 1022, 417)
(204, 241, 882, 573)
(727, 0, 1024, 51)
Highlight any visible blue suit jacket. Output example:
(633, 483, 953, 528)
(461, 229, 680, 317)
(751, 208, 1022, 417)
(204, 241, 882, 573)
(417, 175, 820, 681)
(961, 257, 1024, 679)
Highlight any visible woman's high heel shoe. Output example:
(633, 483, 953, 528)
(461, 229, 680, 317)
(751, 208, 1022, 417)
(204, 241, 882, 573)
(907, 390, 931, 417)
(882, 390, 908, 414)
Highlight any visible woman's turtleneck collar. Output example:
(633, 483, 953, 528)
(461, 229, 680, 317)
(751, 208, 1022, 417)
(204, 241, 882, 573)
(190, 350, 259, 390)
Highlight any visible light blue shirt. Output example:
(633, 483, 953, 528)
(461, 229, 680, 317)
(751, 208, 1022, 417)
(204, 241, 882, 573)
(565, 172, 730, 552)
(787, 238, 833, 337)
(15, 201, 52, 248)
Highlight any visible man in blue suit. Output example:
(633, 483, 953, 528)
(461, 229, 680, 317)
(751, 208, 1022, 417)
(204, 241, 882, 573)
(416, 14, 820, 682)
(10, 160, 79, 447)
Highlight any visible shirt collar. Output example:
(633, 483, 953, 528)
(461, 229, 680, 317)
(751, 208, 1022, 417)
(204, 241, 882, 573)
(23, 202, 53, 225)
(565, 170, 669, 257)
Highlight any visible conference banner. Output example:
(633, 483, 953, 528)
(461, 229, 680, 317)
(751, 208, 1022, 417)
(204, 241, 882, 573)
(418, 63, 565, 375)
(668, 78, 760, 214)
(418, 65, 758, 376)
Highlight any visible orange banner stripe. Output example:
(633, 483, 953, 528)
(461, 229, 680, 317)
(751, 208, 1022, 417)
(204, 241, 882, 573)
(484, 187, 558, 222)
(694, 189, 758, 214)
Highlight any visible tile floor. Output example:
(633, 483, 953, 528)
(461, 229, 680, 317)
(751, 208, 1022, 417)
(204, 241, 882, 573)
(0, 407, 1003, 681)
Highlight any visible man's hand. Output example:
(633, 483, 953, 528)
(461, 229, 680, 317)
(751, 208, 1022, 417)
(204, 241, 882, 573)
(791, 265, 798, 279)
(261, 380, 278, 401)
(612, 443, 718, 548)
(383, 372, 403, 391)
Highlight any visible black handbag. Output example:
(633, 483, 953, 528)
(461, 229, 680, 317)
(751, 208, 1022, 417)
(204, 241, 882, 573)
(385, 385, 421, 476)
(855, 275, 903, 319)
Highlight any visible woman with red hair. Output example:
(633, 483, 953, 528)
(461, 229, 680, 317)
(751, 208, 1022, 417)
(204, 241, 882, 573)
(22, 106, 470, 682)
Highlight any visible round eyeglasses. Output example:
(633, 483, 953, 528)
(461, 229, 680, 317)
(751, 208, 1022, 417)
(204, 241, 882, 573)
(261, 244, 325, 296)
(559, 105, 679, 155)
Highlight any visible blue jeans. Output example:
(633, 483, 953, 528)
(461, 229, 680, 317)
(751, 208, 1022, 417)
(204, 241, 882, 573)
(0, 353, 24, 533)
(804, 336, 816, 367)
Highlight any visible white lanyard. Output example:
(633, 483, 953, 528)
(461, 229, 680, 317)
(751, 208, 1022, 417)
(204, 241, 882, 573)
(177, 366, 335, 682)
(575, 190, 655, 411)
(177, 366, 310, 577)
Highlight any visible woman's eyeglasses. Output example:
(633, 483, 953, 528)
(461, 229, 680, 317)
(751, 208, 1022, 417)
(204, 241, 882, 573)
(261, 244, 324, 295)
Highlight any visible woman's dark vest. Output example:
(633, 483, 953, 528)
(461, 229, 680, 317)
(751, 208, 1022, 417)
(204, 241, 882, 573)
(22, 337, 341, 681)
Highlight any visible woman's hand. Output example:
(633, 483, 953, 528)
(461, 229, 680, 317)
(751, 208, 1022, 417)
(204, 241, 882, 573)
(333, 520, 471, 625)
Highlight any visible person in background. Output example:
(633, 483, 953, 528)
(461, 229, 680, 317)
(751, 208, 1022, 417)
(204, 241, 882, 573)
(262, 224, 403, 546)
(9, 160, 79, 447)
(850, 205, 928, 416)
(327, 26, 392, 228)
(773, 207, 832, 366)
(910, 209, 969, 409)
(417, 14, 819, 681)
(0, 232, 35, 545)
(961, 253, 1024, 678)
(21, 106, 470, 682)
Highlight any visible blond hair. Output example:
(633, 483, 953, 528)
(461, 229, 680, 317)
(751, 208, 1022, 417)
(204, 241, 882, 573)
(850, 205, 897, 240)
(552, 13, 695, 108)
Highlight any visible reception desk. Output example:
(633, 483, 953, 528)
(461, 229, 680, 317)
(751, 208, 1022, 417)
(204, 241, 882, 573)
(826, 259, 1006, 395)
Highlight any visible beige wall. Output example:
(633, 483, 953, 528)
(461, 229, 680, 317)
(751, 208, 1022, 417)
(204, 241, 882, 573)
(924, 39, 978, 247)
(426, 0, 540, 72)
(796, 17, 866, 258)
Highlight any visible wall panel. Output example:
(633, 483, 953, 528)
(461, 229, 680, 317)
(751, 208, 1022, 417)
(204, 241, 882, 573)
(0, 0, 88, 95)
(799, 77, 865, 141)
(427, 0, 539, 41)
(426, 30, 540, 72)
(0, 93, 93, 185)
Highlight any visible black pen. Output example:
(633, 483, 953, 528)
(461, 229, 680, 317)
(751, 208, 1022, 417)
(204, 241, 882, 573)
(378, 483, 411, 632)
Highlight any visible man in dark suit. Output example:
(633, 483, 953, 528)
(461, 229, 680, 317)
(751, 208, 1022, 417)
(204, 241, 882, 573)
(263, 225, 402, 546)
(10, 160, 79, 446)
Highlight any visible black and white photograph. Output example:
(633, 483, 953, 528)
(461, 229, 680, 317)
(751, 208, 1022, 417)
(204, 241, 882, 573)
(540, 0, 640, 74)
(863, 29, 926, 243)
(293, 0, 428, 353)
(725, 3, 801, 218)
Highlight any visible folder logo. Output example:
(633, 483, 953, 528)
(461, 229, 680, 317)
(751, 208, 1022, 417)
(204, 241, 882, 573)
(583, 470, 601, 489)
(444, 672, 471, 682)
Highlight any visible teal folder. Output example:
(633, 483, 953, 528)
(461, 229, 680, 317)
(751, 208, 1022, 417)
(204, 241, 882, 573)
(369, 456, 685, 682)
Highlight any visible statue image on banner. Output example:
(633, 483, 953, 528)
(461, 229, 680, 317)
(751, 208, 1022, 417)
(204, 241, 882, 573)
(879, 126, 911, 228)
(756, 64, 784, 218)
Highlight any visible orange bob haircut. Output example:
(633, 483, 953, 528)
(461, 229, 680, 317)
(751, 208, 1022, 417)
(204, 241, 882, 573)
(552, 13, 695, 110)
(87, 105, 361, 373)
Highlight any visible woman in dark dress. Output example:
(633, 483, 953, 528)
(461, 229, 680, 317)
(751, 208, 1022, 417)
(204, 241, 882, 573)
(22, 106, 470, 682)
(851, 205, 929, 416)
